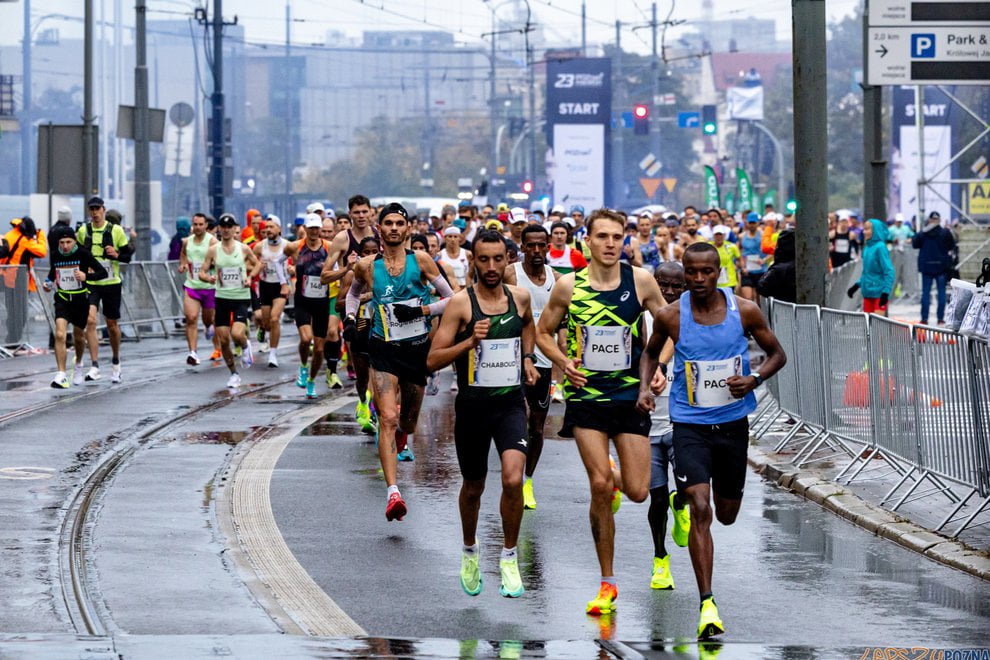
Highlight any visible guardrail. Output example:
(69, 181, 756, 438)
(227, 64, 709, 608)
(756, 296, 990, 538)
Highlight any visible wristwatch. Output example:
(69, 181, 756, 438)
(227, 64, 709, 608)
(752, 371, 764, 386)
(523, 353, 537, 362)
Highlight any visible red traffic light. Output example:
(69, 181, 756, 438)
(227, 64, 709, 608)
(633, 104, 649, 119)
(521, 179, 534, 194)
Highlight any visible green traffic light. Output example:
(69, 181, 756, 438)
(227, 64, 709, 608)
(702, 122, 717, 135)
(785, 199, 798, 213)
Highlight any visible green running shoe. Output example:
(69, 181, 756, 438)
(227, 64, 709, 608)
(650, 555, 674, 590)
(698, 597, 725, 639)
(670, 492, 691, 547)
(460, 551, 482, 596)
(522, 478, 536, 510)
(498, 556, 524, 598)
(296, 365, 309, 388)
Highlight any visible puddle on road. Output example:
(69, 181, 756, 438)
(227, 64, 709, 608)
(179, 430, 249, 445)
(0, 381, 34, 391)
(300, 422, 363, 437)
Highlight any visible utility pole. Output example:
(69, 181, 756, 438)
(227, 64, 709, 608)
(581, 1, 587, 56)
(83, 0, 96, 196)
(612, 20, 624, 208)
(134, 0, 151, 259)
(524, 5, 536, 182)
(422, 46, 434, 193)
(198, 0, 236, 220)
(285, 1, 292, 220)
(792, 0, 828, 306)
(651, 3, 661, 177)
(489, 11, 498, 201)
(862, 0, 886, 221)
(21, 0, 31, 194)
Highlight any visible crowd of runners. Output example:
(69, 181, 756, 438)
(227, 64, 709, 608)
(38, 195, 793, 639)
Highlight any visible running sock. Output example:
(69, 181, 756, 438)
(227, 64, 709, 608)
(111, 356, 120, 365)
(324, 339, 341, 372)
(91, 360, 99, 368)
(601, 576, 617, 586)
(500, 547, 517, 560)
(700, 592, 714, 607)
(463, 543, 478, 555)
(648, 486, 670, 559)
(387, 484, 400, 498)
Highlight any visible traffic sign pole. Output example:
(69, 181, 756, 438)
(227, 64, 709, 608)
(863, 0, 887, 223)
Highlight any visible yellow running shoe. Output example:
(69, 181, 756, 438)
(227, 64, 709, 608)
(585, 582, 618, 615)
(460, 551, 482, 596)
(670, 492, 691, 547)
(498, 556, 525, 598)
(522, 478, 536, 510)
(650, 555, 674, 590)
(698, 597, 725, 639)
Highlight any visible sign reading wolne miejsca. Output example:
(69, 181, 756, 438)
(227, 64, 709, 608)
(546, 57, 612, 210)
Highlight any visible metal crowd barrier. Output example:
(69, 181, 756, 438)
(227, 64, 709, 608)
(0, 264, 55, 356)
(757, 296, 990, 538)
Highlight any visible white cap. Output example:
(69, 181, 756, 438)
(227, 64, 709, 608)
(57, 206, 72, 221)
(712, 224, 731, 235)
(325, 207, 336, 218)
(551, 204, 565, 215)
(306, 202, 325, 214)
(443, 226, 462, 237)
(563, 217, 576, 227)
(510, 207, 527, 224)
(894, 212, 904, 222)
(304, 213, 322, 228)
(266, 214, 282, 226)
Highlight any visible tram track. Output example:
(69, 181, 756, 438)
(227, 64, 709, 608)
(56, 375, 297, 635)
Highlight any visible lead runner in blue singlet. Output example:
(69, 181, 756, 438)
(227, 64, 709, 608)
(344, 202, 455, 523)
(638, 241, 787, 640)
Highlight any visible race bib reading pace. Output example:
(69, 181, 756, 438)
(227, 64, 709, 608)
(380, 298, 429, 341)
(579, 325, 632, 371)
(302, 275, 327, 298)
(219, 267, 244, 289)
(57, 267, 80, 291)
(685, 355, 744, 408)
(468, 337, 521, 387)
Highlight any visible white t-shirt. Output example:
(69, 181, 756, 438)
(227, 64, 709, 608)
(644, 310, 673, 437)
(511, 262, 554, 368)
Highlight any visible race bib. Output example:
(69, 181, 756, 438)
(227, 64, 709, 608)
(717, 267, 730, 286)
(745, 255, 763, 271)
(98, 259, 113, 276)
(190, 261, 203, 278)
(834, 238, 850, 254)
(380, 298, 429, 341)
(685, 355, 744, 408)
(359, 302, 373, 320)
(302, 274, 327, 299)
(57, 267, 81, 291)
(578, 325, 632, 371)
(468, 338, 521, 387)
(219, 266, 244, 289)
(262, 262, 281, 283)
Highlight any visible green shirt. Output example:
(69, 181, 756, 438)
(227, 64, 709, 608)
(214, 241, 251, 300)
(76, 222, 129, 286)
(184, 234, 215, 290)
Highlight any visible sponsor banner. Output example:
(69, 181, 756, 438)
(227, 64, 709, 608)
(889, 85, 954, 221)
(736, 168, 757, 213)
(703, 165, 721, 209)
(726, 86, 764, 121)
(552, 124, 606, 211)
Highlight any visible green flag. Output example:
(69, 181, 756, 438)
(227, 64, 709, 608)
(703, 165, 721, 209)
(762, 189, 776, 212)
(736, 169, 754, 213)
(725, 192, 735, 215)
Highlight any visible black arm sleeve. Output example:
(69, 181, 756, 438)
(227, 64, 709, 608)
(84, 249, 109, 281)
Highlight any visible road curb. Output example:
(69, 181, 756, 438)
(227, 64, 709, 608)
(747, 445, 990, 582)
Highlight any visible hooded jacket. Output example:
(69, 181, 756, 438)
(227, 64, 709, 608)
(756, 229, 796, 303)
(856, 218, 895, 299)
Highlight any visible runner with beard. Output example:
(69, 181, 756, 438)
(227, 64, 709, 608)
(252, 218, 290, 367)
(427, 229, 539, 598)
(344, 203, 454, 521)
(336, 236, 381, 434)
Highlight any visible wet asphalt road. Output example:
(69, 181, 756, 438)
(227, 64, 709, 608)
(271, 372, 990, 646)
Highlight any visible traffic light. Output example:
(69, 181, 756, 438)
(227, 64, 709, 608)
(785, 199, 798, 213)
(633, 104, 649, 135)
(521, 179, 534, 195)
(701, 104, 717, 135)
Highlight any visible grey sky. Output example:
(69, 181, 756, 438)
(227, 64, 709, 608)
(0, 0, 859, 54)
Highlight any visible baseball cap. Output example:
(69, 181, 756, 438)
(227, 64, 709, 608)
(550, 204, 565, 215)
(442, 204, 457, 216)
(266, 214, 282, 226)
(325, 207, 336, 218)
(928, 211, 941, 220)
(569, 205, 585, 215)
(564, 217, 576, 227)
(496, 203, 510, 212)
(458, 199, 470, 208)
(485, 219, 504, 231)
(443, 226, 462, 237)
(747, 212, 760, 223)
(527, 214, 541, 223)
(306, 202, 325, 214)
(510, 207, 527, 224)
(218, 213, 238, 227)
(294, 216, 306, 226)
(304, 213, 322, 229)
(894, 213, 904, 222)
(713, 224, 731, 235)
(453, 218, 467, 230)
(87, 196, 105, 208)
(378, 202, 409, 223)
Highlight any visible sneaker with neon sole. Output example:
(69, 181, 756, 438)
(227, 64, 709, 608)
(650, 555, 674, 590)
(698, 597, 725, 639)
(670, 492, 691, 547)
(296, 365, 309, 388)
(522, 478, 536, 510)
(306, 379, 317, 399)
(498, 557, 525, 598)
(460, 551, 482, 596)
(586, 582, 618, 615)
(385, 491, 407, 521)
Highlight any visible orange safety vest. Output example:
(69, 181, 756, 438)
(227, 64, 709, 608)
(1, 227, 48, 291)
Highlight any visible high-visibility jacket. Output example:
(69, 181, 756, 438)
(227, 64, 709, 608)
(1, 227, 48, 291)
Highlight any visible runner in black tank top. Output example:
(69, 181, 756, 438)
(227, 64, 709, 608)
(427, 230, 540, 600)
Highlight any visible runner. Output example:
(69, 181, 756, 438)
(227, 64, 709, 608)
(547, 221, 587, 274)
(319, 214, 343, 390)
(427, 229, 538, 598)
(426, 232, 459, 290)
(43, 226, 108, 388)
(535, 208, 667, 616)
(284, 214, 332, 398)
(343, 202, 454, 521)
(439, 226, 472, 287)
(77, 196, 130, 383)
(638, 242, 786, 639)
(738, 213, 767, 302)
(503, 224, 559, 510)
(252, 218, 290, 367)
(711, 227, 741, 291)
(199, 213, 262, 388)
(337, 235, 382, 433)
(179, 212, 219, 366)
(643, 262, 691, 591)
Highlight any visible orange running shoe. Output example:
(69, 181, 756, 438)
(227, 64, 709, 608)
(586, 581, 618, 615)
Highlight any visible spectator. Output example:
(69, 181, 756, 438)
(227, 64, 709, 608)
(55, 206, 73, 229)
(912, 211, 955, 325)
(757, 228, 796, 303)
(168, 217, 191, 261)
(847, 218, 895, 314)
(886, 213, 915, 297)
(105, 209, 136, 263)
(1, 217, 48, 343)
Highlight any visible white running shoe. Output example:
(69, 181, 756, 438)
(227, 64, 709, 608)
(241, 340, 254, 368)
(268, 352, 279, 368)
(85, 366, 101, 381)
(111, 364, 122, 383)
(258, 341, 270, 354)
(226, 372, 242, 388)
(186, 351, 200, 366)
(72, 363, 85, 385)
(205, 325, 215, 340)
(51, 372, 69, 389)
(450, 379, 459, 393)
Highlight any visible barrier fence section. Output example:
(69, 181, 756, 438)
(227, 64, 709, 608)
(759, 296, 990, 538)
(0, 264, 55, 356)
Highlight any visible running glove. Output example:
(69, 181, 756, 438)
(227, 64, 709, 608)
(343, 316, 357, 342)
(393, 304, 425, 322)
(846, 283, 860, 298)
(879, 292, 889, 307)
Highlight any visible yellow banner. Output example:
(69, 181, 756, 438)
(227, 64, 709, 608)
(969, 182, 990, 216)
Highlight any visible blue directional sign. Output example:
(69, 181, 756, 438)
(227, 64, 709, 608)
(678, 111, 700, 128)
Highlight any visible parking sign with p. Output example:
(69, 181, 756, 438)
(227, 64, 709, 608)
(911, 33, 936, 58)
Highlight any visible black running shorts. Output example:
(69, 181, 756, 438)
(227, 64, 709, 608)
(258, 281, 286, 306)
(368, 334, 430, 387)
(87, 283, 122, 320)
(454, 393, 528, 481)
(671, 417, 749, 500)
(294, 296, 330, 337)
(560, 400, 651, 439)
(215, 297, 250, 328)
(525, 366, 553, 412)
(55, 292, 91, 329)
